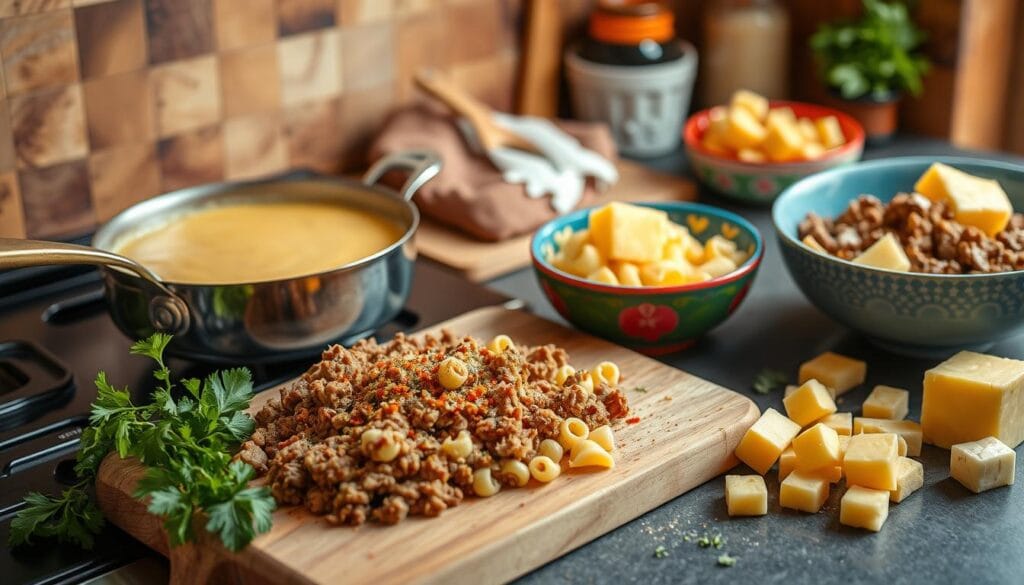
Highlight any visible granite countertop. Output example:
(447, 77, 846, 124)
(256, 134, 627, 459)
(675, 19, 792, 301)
(489, 136, 1024, 585)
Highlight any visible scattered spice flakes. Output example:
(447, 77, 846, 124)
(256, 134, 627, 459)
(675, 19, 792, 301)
(752, 369, 788, 394)
(653, 545, 669, 559)
(626, 416, 641, 424)
(632, 386, 649, 393)
(662, 395, 672, 401)
(717, 553, 737, 567)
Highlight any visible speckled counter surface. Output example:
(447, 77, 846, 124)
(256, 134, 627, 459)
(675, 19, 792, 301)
(489, 138, 1024, 585)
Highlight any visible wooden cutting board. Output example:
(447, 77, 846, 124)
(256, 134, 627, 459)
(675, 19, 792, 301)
(417, 160, 697, 281)
(95, 307, 757, 585)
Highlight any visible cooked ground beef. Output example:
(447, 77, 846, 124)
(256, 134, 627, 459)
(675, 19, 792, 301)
(235, 330, 630, 526)
(799, 193, 1024, 274)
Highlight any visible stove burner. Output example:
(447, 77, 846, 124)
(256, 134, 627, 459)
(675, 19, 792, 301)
(0, 342, 73, 431)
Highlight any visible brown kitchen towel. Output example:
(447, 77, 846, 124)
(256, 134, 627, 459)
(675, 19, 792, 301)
(369, 103, 617, 242)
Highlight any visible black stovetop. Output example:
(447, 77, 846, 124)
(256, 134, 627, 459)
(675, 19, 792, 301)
(0, 260, 513, 585)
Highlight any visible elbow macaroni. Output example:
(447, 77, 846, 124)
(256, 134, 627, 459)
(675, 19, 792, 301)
(529, 456, 561, 483)
(441, 429, 473, 460)
(558, 417, 589, 451)
(570, 441, 615, 469)
(472, 467, 502, 497)
(438, 356, 469, 390)
(487, 334, 515, 354)
(500, 459, 530, 487)
(361, 429, 401, 462)
(591, 361, 620, 386)
(538, 438, 564, 462)
(554, 365, 576, 386)
(589, 425, 615, 452)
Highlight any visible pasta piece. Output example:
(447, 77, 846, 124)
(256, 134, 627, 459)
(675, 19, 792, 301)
(361, 429, 401, 462)
(441, 429, 473, 460)
(561, 228, 591, 260)
(663, 241, 686, 262)
(554, 365, 576, 386)
(529, 456, 561, 483)
(704, 235, 738, 261)
(700, 256, 738, 278)
(613, 262, 642, 286)
(553, 225, 573, 248)
(487, 334, 515, 354)
(437, 357, 469, 389)
(591, 361, 620, 386)
(641, 261, 700, 286)
(570, 441, 615, 469)
(473, 468, 502, 497)
(570, 438, 603, 459)
(538, 438, 564, 461)
(558, 417, 590, 451)
(578, 371, 595, 394)
(500, 459, 530, 487)
(569, 244, 603, 277)
(587, 266, 619, 285)
(589, 425, 615, 452)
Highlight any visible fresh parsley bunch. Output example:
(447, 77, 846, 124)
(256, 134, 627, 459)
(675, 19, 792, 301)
(9, 334, 274, 552)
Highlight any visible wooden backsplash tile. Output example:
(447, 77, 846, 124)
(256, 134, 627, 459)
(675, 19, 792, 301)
(10, 83, 87, 168)
(157, 123, 223, 190)
(83, 69, 153, 148)
(151, 55, 222, 138)
(74, 0, 145, 79)
(0, 0, 527, 241)
(0, 9, 79, 94)
(88, 141, 159, 220)
(19, 158, 93, 238)
(145, 0, 214, 64)
(220, 43, 280, 116)
(214, 0, 276, 50)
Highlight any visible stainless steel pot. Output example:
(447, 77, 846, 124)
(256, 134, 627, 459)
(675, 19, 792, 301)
(0, 150, 441, 363)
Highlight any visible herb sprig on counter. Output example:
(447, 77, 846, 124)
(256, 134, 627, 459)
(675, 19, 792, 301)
(9, 334, 274, 552)
(752, 369, 788, 395)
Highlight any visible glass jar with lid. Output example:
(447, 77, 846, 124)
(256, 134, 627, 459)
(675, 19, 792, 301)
(701, 0, 790, 106)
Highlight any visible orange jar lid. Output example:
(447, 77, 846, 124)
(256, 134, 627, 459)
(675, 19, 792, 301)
(589, 1, 675, 45)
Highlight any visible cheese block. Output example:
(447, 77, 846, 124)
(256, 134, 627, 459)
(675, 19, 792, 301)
(854, 418, 922, 457)
(763, 117, 804, 162)
(820, 412, 852, 436)
(840, 486, 890, 532)
(588, 203, 669, 264)
(725, 475, 768, 516)
(921, 351, 1024, 449)
(862, 385, 909, 420)
(778, 446, 797, 480)
(766, 106, 796, 126)
(726, 106, 768, 149)
(785, 382, 835, 400)
(890, 457, 924, 503)
(838, 435, 851, 460)
(914, 162, 1013, 236)
(843, 433, 900, 491)
(950, 436, 1015, 493)
(797, 117, 819, 143)
(701, 107, 731, 154)
(735, 408, 802, 475)
(815, 115, 845, 149)
(793, 423, 842, 471)
(852, 233, 911, 272)
(780, 470, 830, 513)
(731, 89, 769, 121)
(799, 352, 866, 395)
(737, 148, 766, 163)
(783, 379, 837, 427)
(801, 142, 826, 160)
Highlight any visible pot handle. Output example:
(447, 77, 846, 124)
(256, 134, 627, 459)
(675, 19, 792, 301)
(362, 150, 443, 202)
(0, 238, 190, 335)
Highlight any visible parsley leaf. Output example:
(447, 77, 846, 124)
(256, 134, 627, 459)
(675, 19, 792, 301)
(717, 553, 737, 567)
(9, 487, 104, 549)
(752, 369, 788, 394)
(653, 545, 669, 559)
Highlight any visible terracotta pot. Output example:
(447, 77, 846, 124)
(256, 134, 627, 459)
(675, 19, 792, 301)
(821, 91, 901, 142)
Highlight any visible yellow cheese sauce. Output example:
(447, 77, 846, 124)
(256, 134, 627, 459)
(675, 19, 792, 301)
(114, 201, 403, 284)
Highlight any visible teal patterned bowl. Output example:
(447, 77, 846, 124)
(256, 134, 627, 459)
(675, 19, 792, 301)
(774, 156, 1024, 357)
(531, 202, 764, 355)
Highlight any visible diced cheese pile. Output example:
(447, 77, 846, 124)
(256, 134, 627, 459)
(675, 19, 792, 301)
(725, 349, 1021, 533)
(544, 202, 752, 287)
(700, 89, 847, 163)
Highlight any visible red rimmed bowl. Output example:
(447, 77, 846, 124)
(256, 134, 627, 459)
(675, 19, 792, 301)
(530, 202, 764, 355)
(683, 101, 865, 205)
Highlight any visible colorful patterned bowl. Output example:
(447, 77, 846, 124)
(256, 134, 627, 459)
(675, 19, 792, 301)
(774, 156, 1024, 358)
(531, 202, 764, 355)
(683, 101, 865, 205)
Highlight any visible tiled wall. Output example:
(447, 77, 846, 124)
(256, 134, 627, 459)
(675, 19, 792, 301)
(0, 0, 521, 240)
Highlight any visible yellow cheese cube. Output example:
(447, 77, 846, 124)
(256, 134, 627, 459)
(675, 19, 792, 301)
(890, 457, 924, 503)
(815, 115, 845, 149)
(766, 106, 796, 126)
(588, 203, 669, 264)
(778, 446, 797, 480)
(763, 117, 805, 162)
(730, 89, 770, 121)
(725, 475, 768, 516)
(950, 436, 1015, 493)
(801, 235, 827, 253)
(838, 435, 851, 460)
(811, 465, 844, 484)
(921, 351, 1024, 449)
(785, 383, 835, 400)
(793, 423, 842, 471)
(852, 233, 911, 272)
(737, 148, 766, 163)
(897, 435, 908, 457)
(840, 485, 890, 532)
(612, 261, 642, 286)
(780, 470, 830, 513)
(799, 352, 866, 396)
(735, 408, 802, 475)
(843, 433, 900, 490)
(702, 107, 732, 154)
(914, 162, 1013, 236)
(854, 418, 923, 457)
(726, 106, 767, 150)
(862, 385, 909, 420)
(820, 412, 852, 436)
(783, 379, 837, 427)
(801, 142, 826, 160)
(587, 267, 619, 285)
(797, 117, 819, 143)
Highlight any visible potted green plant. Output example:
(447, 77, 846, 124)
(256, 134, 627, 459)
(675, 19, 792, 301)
(810, 0, 930, 140)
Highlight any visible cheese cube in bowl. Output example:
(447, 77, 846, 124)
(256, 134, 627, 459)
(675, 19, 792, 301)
(773, 156, 1024, 357)
(531, 202, 764, 355)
